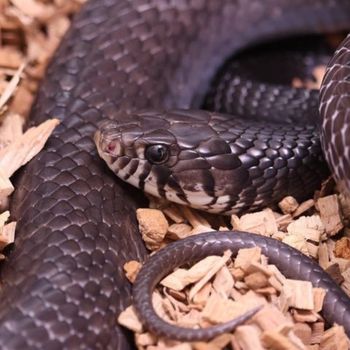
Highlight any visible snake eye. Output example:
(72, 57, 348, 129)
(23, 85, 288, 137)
(145, 144, 170, 164)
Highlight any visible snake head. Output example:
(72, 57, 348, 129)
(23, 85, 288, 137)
(95, 109, 248, 213)
(95, 111, 183, 199)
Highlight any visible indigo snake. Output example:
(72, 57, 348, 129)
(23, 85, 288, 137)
(2, 0, 350, 348)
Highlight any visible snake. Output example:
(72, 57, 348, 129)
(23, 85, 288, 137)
(1, 0, 350, 349)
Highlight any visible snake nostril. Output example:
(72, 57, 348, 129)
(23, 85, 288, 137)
(104, 140, 121, 157)
(107, 142, 116, 152)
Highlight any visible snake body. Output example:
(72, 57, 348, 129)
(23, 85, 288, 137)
(1, 0, 350, 348)
(132, 232, 350, 340)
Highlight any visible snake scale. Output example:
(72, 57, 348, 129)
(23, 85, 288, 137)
(1, 0, 350, 348)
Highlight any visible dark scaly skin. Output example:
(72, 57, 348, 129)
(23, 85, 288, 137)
(133, 232, 350, 340)
(2, 0, 350, 349)
(320, 34, 350, 195)
(205, 36, 333, 125)
(96, 109, 328, 215)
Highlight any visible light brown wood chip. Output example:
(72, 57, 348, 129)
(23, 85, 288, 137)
(293, 323, 312, 346)
(313, 288, 326, 313)
(279, 196, 299, 214)
(253, 304, 293, 332)
(287, 215, 324, 242)
(0, 113, 24, 149)
(282, 279, 314, 311)
(0, 169, 13, 198)
(167, 223, 192, 240)
(310, 322, 325, 345)
(231, 209, 278, 236)
(317, 195, 343, 236)
(261, 327, 306, 350)
(0, 211, 10, 227)
(319, 325, 349, 350)
(189, 250, 232, 299)
(212, 265, 234, 298)
(0, 63, 25, 112)
(334, 237, 350, 259)
(201, 291, 257, 324)
(161, 254, 229, 291)
(234, 246, 262, 271)
(234, 325, 264, 350)
(136, 208, 169, 250)
(135, 332, 156, 347)
(292, 199, 315, 218)
(123, 260, 142, 283)
(193, 333, 231, 350)
(0, 221, 15, 249)
(0, 118, 60, 178)
(117, 305, 143, 333)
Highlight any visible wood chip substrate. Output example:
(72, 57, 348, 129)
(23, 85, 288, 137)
(118, 192, 350, 349)
(1, 1, 350, 349)
(0, 1, 86, 253)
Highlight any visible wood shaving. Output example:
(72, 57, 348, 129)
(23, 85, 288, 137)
(124, 260, 142, 283)
(0, 1, 85, 273)
(136, 209, 169, 250)
(130, 183, 350, 348)
(119, 247, 350, 349)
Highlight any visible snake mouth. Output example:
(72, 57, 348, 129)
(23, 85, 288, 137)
(94, 129, 123, 159)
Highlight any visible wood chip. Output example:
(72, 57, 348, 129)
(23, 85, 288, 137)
(0, 47, 23, 69)
(282, 280, 314, 310)
(253, 304, 293, 331)
(201, 291, 256, 324)
(261, 326, 305, 350)
(193, 333, 231, 350)
(180, 206, 211, 229)
(189, 250, 232, 299)
(334, 237, 350, 259)
(293, 323, 312, 345)
(0, 113, 24, 149)
(0, 169, 14, 199)
(282, 234, 309, 256)
(279, 196, 299, 214)
(0, 63, 25, 111)
(231, 209, 278, 236)
(212, 265, 234, 298)
(117, 305, 143, 333)
(192, 282, 212, 307)
(135, 332, 157, 347)
(320, 325, 349, 350)
(313, 288, 326, 313)
(161, 254, 229, 291)
(318, 243, 330, 270)
(341, 268, 350, 297)
(167, 223, 192, 240)
(0, 118, 60, 178)
(234, 325, 264, 350)
(0, 221, 16, 249)
(162, 205, 184, 224)
(244, 271, 269, 290)
(310, 322, 325, 345)
(123, 260, 142, 283)
(292, 199, 315, 218)
(0, 211, 10, 227)
(234, 247, 262, 271)
(287, 215, 324, 242)
(136, 209, 169, 250)
(292, 310, 319, 323)
(317, 195, 343, 236)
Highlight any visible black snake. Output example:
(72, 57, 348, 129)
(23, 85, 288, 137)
(2, 0, 350, 348)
